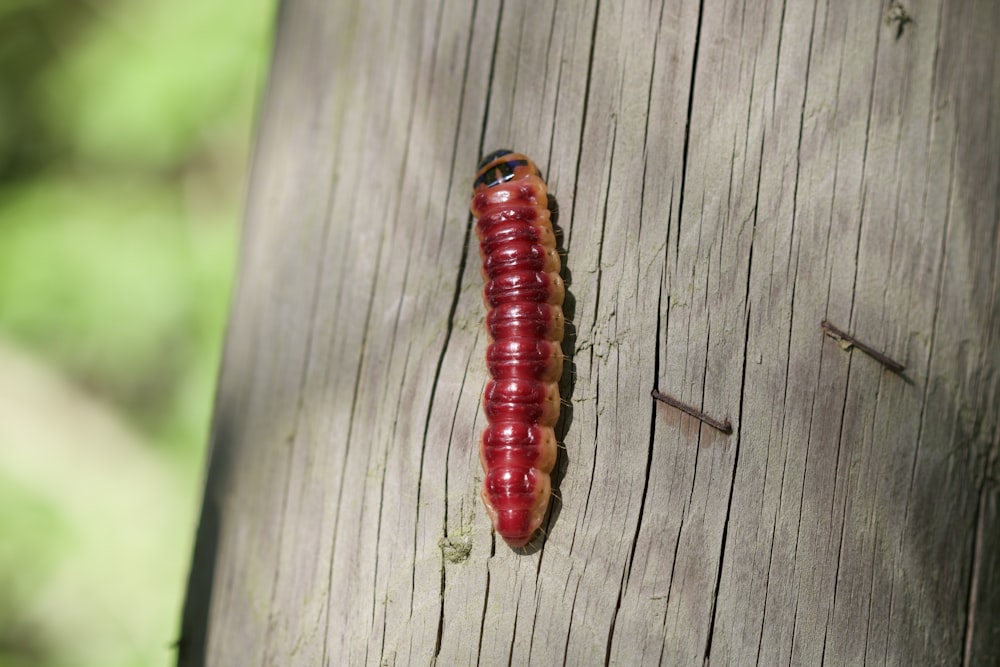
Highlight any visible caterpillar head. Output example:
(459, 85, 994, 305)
(474, 149, 542, 190)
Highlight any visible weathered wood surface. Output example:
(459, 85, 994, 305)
(180, 0, 1000, 664)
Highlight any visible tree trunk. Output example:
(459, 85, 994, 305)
(179, 0, 1000, 664)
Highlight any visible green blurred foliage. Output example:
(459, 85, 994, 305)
(0, 0, 274, 664)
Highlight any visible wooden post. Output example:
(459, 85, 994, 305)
(179, 0, 1000, 664)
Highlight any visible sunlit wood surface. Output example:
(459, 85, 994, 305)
(180, 1, 1000, 664)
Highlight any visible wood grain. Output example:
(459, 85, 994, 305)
(179, 0, 1000, 664)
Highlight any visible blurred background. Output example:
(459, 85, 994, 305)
(0, 0, 274, 665)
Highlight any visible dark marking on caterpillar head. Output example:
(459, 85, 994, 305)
(475, 150, 542, 189)
(478, 149, 515, 169)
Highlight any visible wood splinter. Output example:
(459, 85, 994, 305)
(651, 389, 733, 434)
(820, 320, 905, 374)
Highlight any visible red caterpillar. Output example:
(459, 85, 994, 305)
(471, 150, 564, 547)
